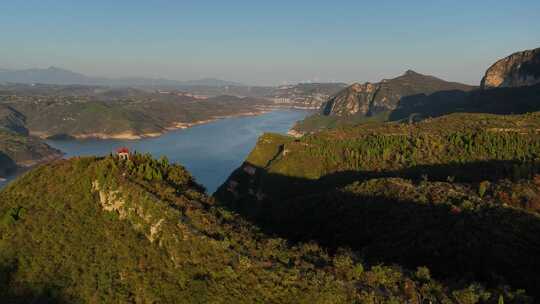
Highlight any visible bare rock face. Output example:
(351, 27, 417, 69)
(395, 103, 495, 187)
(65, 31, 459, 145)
(321, 70, 474, 117)
(321, 82, 378, 116)
(481, 48, 540, 89)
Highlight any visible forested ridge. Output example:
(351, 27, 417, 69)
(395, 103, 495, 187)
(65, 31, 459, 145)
(3, 154, 530, 303)
(216, 112, 540, 301)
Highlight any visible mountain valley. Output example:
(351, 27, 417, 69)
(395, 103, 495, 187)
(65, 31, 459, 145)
(1, 46, 540, 303)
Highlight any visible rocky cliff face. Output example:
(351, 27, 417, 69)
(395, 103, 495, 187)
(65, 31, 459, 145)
(481, 47, 540, 89)
(321, 70, 474, 117)
(268, 82, 348, 110)
(321, 82, 378, 116)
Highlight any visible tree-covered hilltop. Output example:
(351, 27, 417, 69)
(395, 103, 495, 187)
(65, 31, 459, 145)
(291, 70, 475, 133)
(0, 154, 529, 303)
(239, 112, 540, 182)
(216, 111, 540, 299)
(320, 70, 474, 118)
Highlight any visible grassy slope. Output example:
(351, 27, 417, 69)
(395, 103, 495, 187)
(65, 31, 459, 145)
(1, 155, 524, 303)
(249, 112, 540, 181)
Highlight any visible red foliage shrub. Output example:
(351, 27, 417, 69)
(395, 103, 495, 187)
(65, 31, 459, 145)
(450, 206, 461, 214)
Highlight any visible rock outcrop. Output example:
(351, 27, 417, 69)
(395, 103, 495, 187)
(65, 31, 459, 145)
(269, 82, 348, 110)
(321, 82, 378, 116)
(321, 70, 474, 117)
(481, 47, 540, 89)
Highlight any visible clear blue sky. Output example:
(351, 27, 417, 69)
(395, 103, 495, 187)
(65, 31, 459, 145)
(1, 0, 539, 85)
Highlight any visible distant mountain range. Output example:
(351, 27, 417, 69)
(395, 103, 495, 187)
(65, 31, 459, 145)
(292, 47, 540, 134)
(0, 66, 244, 88)
(321, 47, 540, 119)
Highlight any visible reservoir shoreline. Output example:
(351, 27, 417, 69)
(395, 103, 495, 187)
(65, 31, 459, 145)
(1, 109, 309, 192)
(30, 108, 275, 140)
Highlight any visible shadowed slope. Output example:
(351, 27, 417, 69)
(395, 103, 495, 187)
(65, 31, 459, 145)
(2, 154, 523, 302)
(216, 112, 540, 298)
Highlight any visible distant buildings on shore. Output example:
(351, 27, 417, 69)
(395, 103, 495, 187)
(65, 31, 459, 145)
(156, 90, 208, 100)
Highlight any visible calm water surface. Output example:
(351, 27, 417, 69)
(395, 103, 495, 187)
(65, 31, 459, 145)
(10, 110, 307, 193)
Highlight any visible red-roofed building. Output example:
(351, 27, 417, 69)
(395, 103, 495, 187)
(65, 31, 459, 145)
(116, 147, 130, 160)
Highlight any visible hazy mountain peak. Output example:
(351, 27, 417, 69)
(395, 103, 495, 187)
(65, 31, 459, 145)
(0, 67, 245, 88)
(321, 71, 474, 117)
(403, 69, 421, 76)
(45, 66, 72, 72)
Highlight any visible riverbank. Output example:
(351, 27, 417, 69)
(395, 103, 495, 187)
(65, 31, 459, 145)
(31, 108, 272, 140)
(165, 110, 273, 132)
(43, 109, 310, 193)
(3, 110, 310, 191)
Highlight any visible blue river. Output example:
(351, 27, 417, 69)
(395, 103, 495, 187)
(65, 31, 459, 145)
(19, 110, 308, 194)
